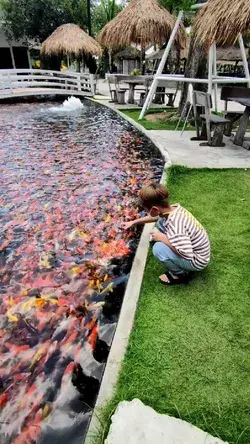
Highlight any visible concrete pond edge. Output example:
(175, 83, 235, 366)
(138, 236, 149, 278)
(85, 98, 170, 444)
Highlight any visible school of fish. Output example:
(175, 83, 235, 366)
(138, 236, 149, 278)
(0, 101, 163, 443)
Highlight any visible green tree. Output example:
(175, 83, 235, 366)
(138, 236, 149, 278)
(92, 0, 123, 35)
(92, 0, 123, 74)
(159, 0, 195, 13)
(87, 0, 92, 35)
(0, 0, 88, 42)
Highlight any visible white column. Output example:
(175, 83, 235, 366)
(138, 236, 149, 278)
(238, 34, 250, 88)
(139, 10, 183, 120)
(208, 45, 213, 96)
(10, 46, 16, 69)
(213, 43, 218, 112)
(27, 49, 32, 70)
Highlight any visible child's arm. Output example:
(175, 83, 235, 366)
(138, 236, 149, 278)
(151, 230, 187, 257)
(122, 215, 159, 230)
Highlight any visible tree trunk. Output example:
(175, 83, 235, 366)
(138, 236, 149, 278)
(108, 49, 113, 73)
(140, 47, 146, 74)
(87, 0, 92, 36)
(179, 34, 208, 115)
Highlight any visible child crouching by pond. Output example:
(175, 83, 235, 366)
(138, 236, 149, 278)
(122, 183, 210, 286)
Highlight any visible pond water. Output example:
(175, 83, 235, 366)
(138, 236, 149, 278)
(0, 99, 163, 444)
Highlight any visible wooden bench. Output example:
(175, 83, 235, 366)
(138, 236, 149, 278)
(193, 90, 230, 147)
(117, 90, 126, 104)
(107, 74, 128, 103)
(221, 86, 250, 136)
(139, 92, 146, 107)
(155, 80, 180, 107)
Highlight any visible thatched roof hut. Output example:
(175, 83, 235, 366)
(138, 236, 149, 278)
(98, 0, 186, 49)
(114, 47, 141, 74)
(115, 47, 141, 60)
(41, 23, 102, 57)
(216, 46, 248, 62)
(146, 37, 190, 61)
(194, 0, 250, 46)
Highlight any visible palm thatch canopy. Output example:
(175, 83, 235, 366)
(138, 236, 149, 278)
(98, 0, 186, 49)
(194, 0, 250, 46)
(146, 37, 190, 61)
(41, 24, 102, 57)
(115, 47, 141, 60)
(217, 46, 248, 62)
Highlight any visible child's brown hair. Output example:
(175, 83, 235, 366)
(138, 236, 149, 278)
(138, 183, 169, 209)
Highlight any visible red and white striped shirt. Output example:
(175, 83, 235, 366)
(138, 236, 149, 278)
(160, 204, 211, 270)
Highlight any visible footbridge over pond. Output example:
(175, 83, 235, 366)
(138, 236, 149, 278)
(0, 69, 96, 100)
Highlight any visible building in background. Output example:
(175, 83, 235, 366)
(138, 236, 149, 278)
(0, 11, 32, 69)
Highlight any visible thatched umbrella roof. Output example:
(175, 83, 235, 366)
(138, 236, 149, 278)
(115, 47, 141, 60)
(217, 46, 248, 62)
(98, 0, 186, 49)
(194, 0, 250, 46)
(146, 37, 190, 61)
(41, 23, 102, 57)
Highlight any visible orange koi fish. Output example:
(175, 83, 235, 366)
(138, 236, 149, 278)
(88, 325, 98, 350)
(5, 343, 30, 356)
(0, 392, 8, 408)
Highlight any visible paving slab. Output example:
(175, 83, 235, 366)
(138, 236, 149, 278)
(106, 399, 228, 444)
(149, 130, 250, 168)
(94, 96, 250, 169)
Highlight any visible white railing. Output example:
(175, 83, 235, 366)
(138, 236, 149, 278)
(0, 69, 96, 97)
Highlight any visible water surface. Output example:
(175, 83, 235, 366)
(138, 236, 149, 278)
(0, 100, 163, 443)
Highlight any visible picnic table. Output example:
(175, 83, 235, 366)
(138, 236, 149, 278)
(229, 97, 250, 149)
(112, 75, 153, 104)
(123, 76, 153, 104)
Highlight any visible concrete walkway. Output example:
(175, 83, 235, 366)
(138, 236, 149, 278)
(95, 79, 250, 169)
(148, 130, 250, 168)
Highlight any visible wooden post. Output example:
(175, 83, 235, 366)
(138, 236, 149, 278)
(89, 74, 95, 96)
(211, 123, 225, 147)
(234, 106, 250, 146)
(77, 73, 81, 91)
(140, 46, 146, 75)
(8, 72, 12, 92)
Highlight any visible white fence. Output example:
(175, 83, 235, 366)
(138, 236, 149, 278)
(0, 69, 96, 98)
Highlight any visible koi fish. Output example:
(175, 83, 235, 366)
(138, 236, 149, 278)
(30, 341, 50, 370)
(12, 424, 41, 444)
(5, 343, 30, 356)
(100, 282, 114, 296)
(88, 325, 98, 350)
(0, 392, 8, 408)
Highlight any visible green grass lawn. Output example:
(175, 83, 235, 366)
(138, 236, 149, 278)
(96, 166, 250, 444)
(121, 108, 193, 131)
(121, 109, 250, 132)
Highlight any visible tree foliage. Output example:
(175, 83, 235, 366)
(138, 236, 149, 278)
(159, 0, 196, 13)
(0, 0, 89, 42)
(0, 0, 124, 42)
(92, 0, 123, 35)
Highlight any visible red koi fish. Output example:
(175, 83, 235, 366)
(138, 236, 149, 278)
(5, 343, 30, 356)
(88, 324, 98, 350)
(0, 392, 8, 408)
(12, 424, 41, 444)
